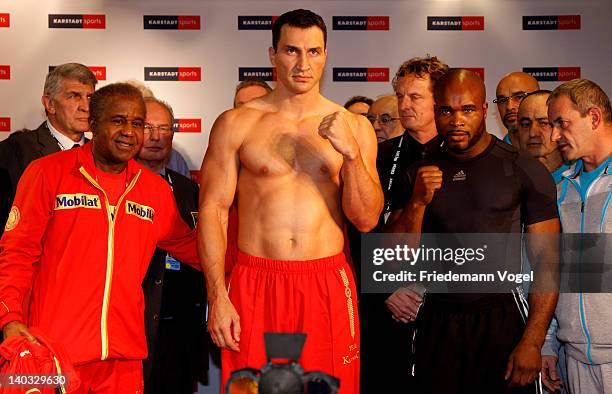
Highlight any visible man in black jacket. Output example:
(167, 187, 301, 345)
(138, 97, 208, 394)
(0, 63, 97, 236)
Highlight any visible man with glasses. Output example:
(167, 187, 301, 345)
(495, 71, 540, 146)
(0, 83, 199, 393)
(368, 95, 402, 143)
(139, 97, 207, 394)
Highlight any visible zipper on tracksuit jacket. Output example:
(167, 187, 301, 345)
(565, 173, 598, 365)
(80, 167, 141, 360)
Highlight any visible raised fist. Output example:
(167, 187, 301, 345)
(409, 166, 443, 206)
(318, 111, 360, 159)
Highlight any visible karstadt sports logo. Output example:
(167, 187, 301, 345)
(88, 66, 106, 81)
(0, 65, 10, 80)
(0, 13, 10, 28)
(144, 67, 201, 81)
(0, 117, 10, 132)
(523, 67, 581, 82)
(333, 68, 389, 82)
(427, 16, 484, 31)
(48, 14, 105, 29)
(523, 15, 580, 30)
(49, 65, 106, 81)
(333, 16, 390, 30)
(238, 15, 279, 30)
(144, 15, 200, 30)
(238, 67, 276, 81)
(172, 119, 202, 133)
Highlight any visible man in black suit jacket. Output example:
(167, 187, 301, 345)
(139, 97, 207, 394)
(0, 63, 97, 236)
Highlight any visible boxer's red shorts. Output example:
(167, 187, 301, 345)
(222, 251, 360, 394)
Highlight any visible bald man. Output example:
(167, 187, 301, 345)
(387, 69, 560, 393)
(496, 72, 540, 146)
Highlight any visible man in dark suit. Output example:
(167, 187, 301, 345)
(138, 97, 208, 394)
(0, 63, 97, 236)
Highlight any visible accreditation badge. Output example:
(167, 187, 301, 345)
(165, 254, 181, 271)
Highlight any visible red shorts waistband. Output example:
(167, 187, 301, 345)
(236, 250, 347, 273)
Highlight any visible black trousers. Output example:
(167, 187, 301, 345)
(359, 293, 415, 393)
(412, 294, 538, 394)
(145, 318, 206, 394)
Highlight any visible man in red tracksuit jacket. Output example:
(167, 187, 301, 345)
(0, 83, 200, 393)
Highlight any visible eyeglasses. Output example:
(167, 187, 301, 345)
(366, 114, 400, 125)
(493, 92, 529, 104)
(144, 124, 173, 135)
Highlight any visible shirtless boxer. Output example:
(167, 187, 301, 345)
(198, 9, 383, 393)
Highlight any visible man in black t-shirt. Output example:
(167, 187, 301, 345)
(387, 69, 560, 393)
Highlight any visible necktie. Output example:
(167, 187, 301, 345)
(71, 144, 80, 149)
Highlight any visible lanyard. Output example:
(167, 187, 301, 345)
(381, 135, 445, 224)
(382, 134, 406, 222)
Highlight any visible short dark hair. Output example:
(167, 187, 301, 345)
(272, 9, 327, 51)
(392, 56, 449, 92)
(90, 83, 144, 130)
(344, 96, 373, 109)
(524, 89, 552, 98)
(518, 90, 552, 112)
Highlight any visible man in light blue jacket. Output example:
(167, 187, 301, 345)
(542, 79, 612, 393)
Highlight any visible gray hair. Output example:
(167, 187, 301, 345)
(43, 63, 98, 98)
(549, 79, 612, 124)
(120, 79, 155, 99)
(144, 97, 176, 130)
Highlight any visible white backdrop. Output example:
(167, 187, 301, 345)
(1, 0, 611, 171)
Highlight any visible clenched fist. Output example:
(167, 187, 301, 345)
(410, 166, 443, 207)
(318, 111, 360, 160)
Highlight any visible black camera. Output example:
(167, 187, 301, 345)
(226, 333, 340, 394)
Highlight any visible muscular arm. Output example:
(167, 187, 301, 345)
(338, 114, 383, 232)
(506, 218, 560, 386)
(524, 219, 560, 347)
(197, 110, 242, 351)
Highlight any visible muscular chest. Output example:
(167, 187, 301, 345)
(240, 116, 344, 180)
(424, 159, 522, 232)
